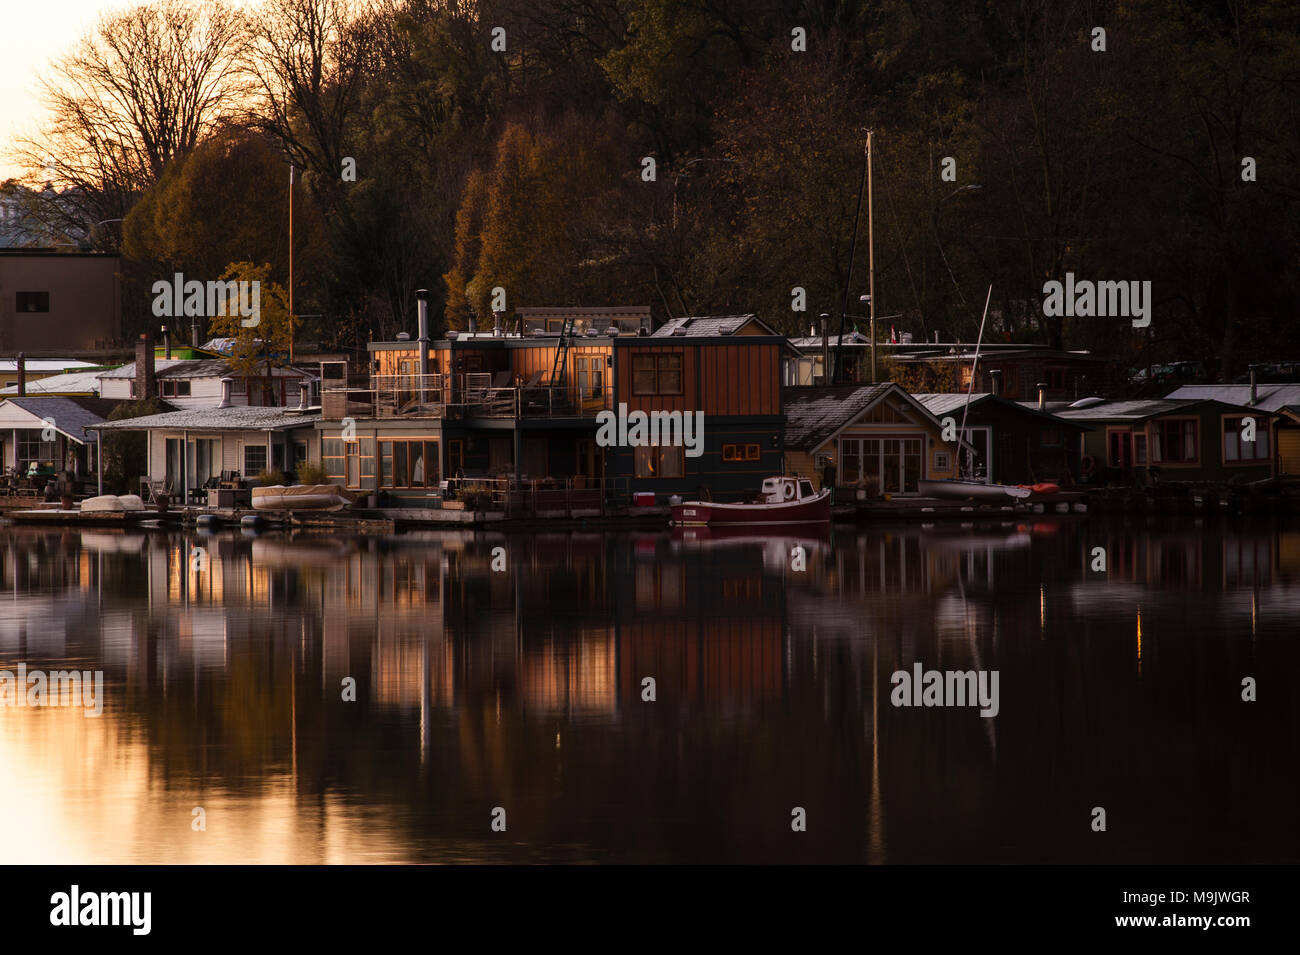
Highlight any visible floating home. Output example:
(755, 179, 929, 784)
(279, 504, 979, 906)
(782, 383, 962, 496)
(317, 304, 795, 506)
(1051, 397, 1280, 484)
(0, 395, 113, 485)
(914, 392, 1089, 486)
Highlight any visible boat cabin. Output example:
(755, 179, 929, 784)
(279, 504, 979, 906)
(761, 476, 817, 504)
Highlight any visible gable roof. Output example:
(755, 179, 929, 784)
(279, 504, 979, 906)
(0, 396, 118, 444)
(914, 392, 1091, 429)
(783, 383, 947, 451)
(652, 314, 776, 337)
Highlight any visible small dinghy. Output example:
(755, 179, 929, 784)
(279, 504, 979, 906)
(80, 493, 147, 513)
(251, 484, 354, 512)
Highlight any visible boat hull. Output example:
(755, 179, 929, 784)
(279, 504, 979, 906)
(917, 479, 1032, 502)
(670, 489, 831, 526)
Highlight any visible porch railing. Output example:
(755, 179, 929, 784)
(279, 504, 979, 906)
(442, 475, 631, 515)
(319, 371, 608, 420)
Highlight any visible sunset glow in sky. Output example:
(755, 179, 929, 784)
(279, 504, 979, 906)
(0, 0, 263, 182)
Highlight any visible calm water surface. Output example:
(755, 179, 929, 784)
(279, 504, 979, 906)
(1, 516, 1297, 863)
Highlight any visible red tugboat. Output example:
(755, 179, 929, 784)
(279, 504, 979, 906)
(670, 476, 831, 527)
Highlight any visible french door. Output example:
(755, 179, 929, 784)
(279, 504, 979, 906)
(840, 436, 924, 493)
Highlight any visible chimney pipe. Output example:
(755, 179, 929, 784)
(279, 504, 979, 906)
(416, 289, 430, 379)
(218, 377, 232, 409)
(161, 324, 171, 359)
(988, 368, 1001, 397)
(298, 379, 308, 410)
(192, 317, 201, 350)
(1037, 381, 1047, 411)
(135, 333, 156, 400)
(819, 313, 829, 385)
(16, 352, 25, 397)
(1250, 368, 1258, 406)
(493, 310, 502, 337)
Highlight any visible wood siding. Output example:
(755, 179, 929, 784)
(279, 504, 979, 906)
(615, 341, 781, 416)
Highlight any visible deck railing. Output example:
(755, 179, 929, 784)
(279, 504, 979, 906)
(320, 371, 608, 420)
(443, 475, 631, 515)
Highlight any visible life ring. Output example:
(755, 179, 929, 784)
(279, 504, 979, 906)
(782, 482, 797, 500)
(1081, 455, 1096, 476)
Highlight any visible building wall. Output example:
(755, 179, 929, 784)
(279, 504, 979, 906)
(1079, 407, 1274, 482)
(144, 428, 318, 488)
(1279, 426, 1300, 476)
(0, 253, 121, 351)
(614, 340, 782, 416)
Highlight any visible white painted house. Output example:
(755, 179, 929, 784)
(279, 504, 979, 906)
(90, 405, 322, 502)
(98, 359, 317, 408)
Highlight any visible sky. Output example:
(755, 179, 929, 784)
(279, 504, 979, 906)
(0, 0, 261, 183)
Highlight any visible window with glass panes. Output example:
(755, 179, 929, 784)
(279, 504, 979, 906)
(380, 439, 440, 488)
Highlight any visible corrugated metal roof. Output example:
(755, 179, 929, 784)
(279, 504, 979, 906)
(914, 393, 993, 416)
(788, 331, 872, 348)
(1165, 384, 1300, 412)
(2, 396, 114, 443)
(782, 383, 895, 450)
(91, 405, 321, 432)
(97, 359, 190, 379)
(0, 359, 100, 372)
(0, 369, 104, 395)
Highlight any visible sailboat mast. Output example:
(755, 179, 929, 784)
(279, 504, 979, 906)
(957, 285, 993, 478)
(867, 130, 876, 385)
(837, 130, 871, 384)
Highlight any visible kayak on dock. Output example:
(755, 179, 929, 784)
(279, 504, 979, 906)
(917, 479, 1032, 502)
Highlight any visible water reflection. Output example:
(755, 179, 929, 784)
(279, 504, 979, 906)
(0, 516, 1297, 863)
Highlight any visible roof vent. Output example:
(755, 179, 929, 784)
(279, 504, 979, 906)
(446, 330, 459, 340)
(672, 326, 688, 336)
(1068, 396, 1105, 409)
(396, 331, 410, 341)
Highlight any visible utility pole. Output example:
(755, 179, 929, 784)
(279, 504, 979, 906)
(288, 164, 295, 364)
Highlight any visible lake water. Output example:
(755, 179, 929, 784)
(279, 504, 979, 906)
(1, 516, 1297, 864)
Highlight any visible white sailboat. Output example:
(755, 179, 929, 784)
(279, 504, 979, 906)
(918, 286, 1033, 502)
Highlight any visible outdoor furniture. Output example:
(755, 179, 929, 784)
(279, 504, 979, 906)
(144, 479, 172, 507)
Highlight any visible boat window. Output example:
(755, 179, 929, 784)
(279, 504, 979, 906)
(799, 480, 814, 498)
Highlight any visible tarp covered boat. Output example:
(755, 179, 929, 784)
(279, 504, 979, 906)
(251, 484, 355, 512)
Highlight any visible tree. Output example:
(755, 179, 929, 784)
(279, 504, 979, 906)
(206, 262, 293, 380)
(14, 0, 249, 243)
